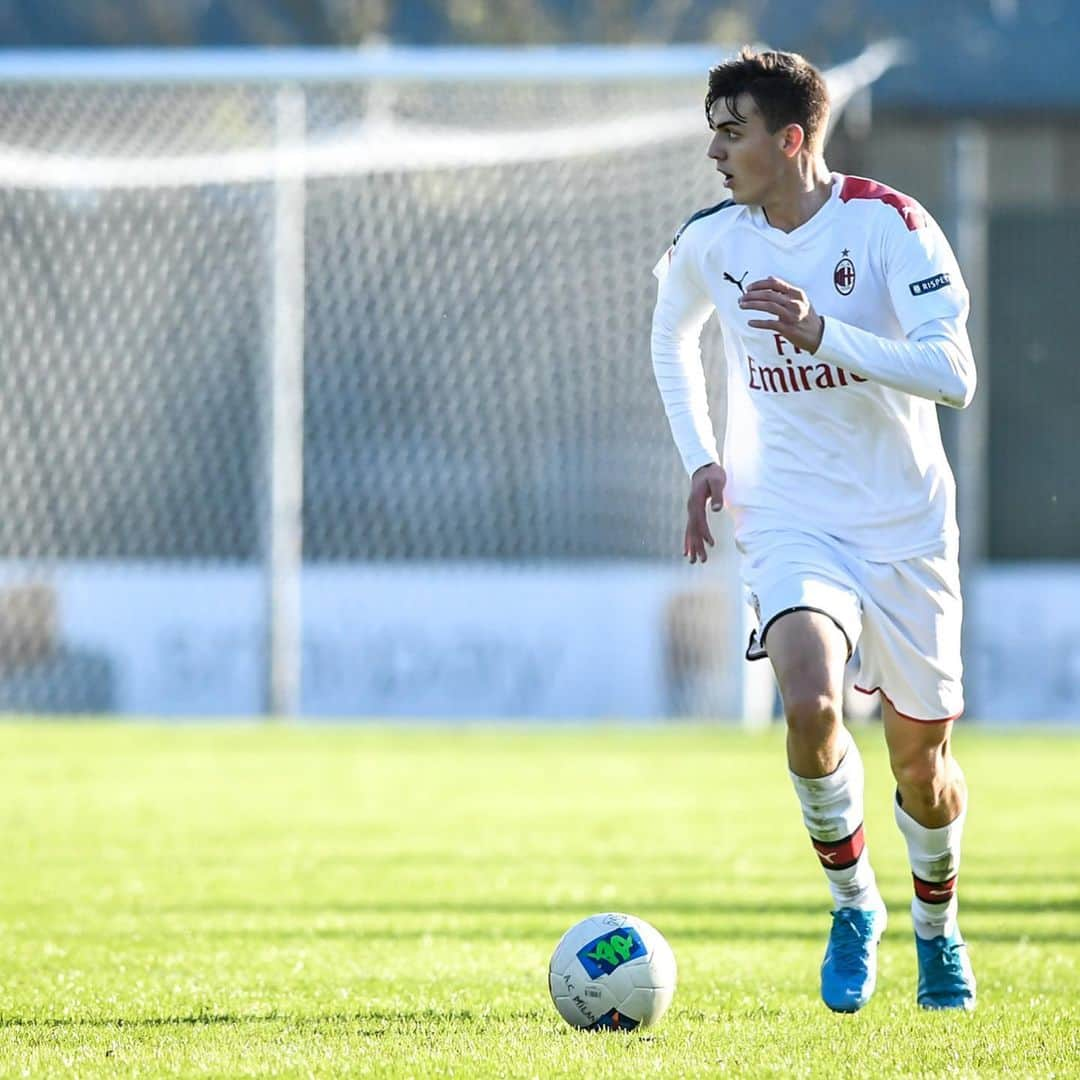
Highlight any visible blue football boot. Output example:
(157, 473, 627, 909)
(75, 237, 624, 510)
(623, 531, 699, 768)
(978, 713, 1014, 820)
(915, 931, 976, 1011)
(821, 907, 886, 1013)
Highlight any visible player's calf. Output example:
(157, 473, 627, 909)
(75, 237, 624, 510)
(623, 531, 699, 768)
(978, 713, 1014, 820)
(788, 733, 887, 1012)
(884, 708, 975, 1009)
(790, 734, 884, 914)
(894, 792, 976, 1010)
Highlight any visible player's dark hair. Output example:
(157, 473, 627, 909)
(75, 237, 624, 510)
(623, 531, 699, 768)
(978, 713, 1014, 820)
(705, 47, 830, 149)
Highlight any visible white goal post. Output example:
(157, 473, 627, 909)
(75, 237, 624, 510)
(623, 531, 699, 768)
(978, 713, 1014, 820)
(0, 43, 901, 722)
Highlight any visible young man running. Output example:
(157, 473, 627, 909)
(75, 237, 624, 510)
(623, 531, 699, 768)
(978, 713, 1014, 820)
(651, 47, 977, 1012)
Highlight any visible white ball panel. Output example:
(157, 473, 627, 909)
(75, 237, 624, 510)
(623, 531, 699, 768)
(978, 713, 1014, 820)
(627, 959, 662, 989)
(633, 919, 678, 977)
(616, 984, 675, 1026)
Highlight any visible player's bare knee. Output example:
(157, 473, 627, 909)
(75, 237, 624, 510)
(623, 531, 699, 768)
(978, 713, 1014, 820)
(784, 692, 842, 743)
(890, 748, 949, 805)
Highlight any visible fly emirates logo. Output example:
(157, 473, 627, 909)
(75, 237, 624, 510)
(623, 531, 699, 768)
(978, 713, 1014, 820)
(747, 333, 867, 394)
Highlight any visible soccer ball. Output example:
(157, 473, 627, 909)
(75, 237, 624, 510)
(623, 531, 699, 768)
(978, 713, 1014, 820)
(548, 912, 677, 1031)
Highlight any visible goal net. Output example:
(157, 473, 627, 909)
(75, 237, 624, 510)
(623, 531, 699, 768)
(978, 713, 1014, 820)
(0, 47, 893, 720)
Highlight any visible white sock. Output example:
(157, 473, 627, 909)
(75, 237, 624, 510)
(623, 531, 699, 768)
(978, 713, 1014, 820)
(894, 793, 965, 940)
(789, 734, 882, 911)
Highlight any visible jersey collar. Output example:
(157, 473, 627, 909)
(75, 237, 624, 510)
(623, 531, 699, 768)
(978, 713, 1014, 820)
(748, 172, 844, 246)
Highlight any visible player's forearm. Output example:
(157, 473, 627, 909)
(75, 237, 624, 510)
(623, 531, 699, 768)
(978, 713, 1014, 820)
(650, 264, 721, 474)
(651, 329, 721, 475)
(815, 316, 977, 409)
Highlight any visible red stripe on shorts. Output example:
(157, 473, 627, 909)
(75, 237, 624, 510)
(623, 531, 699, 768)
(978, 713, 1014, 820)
(854, 685, 963, 724)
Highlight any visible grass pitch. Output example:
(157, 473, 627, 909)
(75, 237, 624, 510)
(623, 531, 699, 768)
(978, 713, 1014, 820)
(0, 724, 1077, 1078)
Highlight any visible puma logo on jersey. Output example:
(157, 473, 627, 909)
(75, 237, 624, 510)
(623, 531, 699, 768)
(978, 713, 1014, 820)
(723, 270, 749, 294)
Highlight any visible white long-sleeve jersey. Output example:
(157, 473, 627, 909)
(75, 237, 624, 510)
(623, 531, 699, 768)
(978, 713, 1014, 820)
(651, 173, 976, 561)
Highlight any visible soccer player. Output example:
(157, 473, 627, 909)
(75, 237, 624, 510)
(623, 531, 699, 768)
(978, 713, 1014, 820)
(651, 48, 977, 1012)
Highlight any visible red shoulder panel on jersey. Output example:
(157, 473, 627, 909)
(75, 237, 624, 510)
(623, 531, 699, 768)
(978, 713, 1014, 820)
(840, 175, 927, 231)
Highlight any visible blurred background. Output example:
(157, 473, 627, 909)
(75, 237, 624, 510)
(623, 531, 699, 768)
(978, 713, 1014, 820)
(0, 0, 1075, 724)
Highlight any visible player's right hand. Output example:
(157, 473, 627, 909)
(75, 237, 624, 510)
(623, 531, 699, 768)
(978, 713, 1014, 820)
(684, 463, 726, 564)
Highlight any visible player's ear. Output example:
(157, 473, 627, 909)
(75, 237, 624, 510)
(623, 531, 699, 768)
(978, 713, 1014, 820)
(780, 123, 806, 158)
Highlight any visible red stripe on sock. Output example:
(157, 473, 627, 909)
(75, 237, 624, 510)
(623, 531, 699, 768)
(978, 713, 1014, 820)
(913, 872, 957, 904)
(811, 824, 865, 870)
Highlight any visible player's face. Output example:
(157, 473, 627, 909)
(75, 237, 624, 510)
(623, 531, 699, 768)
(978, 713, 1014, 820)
(707, 93, 794, 206)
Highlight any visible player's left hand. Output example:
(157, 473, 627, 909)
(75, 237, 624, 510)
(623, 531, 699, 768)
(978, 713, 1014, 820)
(739, 276, 824, 353)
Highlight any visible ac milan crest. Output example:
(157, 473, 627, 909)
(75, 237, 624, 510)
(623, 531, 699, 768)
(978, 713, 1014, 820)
(834, 250, 856, 295)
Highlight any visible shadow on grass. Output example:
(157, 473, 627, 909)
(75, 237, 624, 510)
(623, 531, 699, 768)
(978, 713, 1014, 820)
(0, 1008, 543, 1031)
(154, 896, 1080, 918)
(192, 926, 1080, 945)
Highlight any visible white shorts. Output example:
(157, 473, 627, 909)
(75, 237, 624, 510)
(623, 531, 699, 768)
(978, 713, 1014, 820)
(740, 530, 964, 722)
